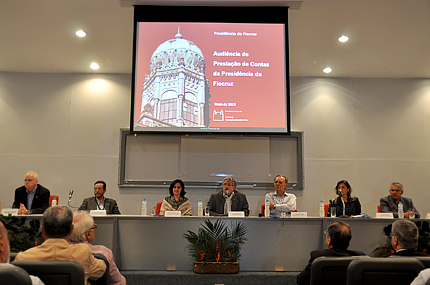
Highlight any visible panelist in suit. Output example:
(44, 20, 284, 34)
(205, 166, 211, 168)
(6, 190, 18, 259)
(13, 171, 50, 214)
(78, 180, 121, 214)
(265, 175, 296, 216)
(380, 182, 420, 218)
(207, 176, 249, 216)
(382, 219, 428, 257)
(328, 180, 361, 217)
(297, 220, 366, 285)
(159, 179, 193, 216)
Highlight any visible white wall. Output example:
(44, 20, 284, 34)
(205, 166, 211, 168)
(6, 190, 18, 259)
(1, 72, 429, 217)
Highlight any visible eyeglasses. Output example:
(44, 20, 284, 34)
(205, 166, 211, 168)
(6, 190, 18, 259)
(323, 230, 328, 235)
(88, 224, 97, 231)
(24, 179, 34, 182)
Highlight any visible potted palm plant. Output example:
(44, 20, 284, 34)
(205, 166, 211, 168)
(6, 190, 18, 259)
(183, 219, 247, 274)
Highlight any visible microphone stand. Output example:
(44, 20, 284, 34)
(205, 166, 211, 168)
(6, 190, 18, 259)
(67, 190, 79, 208)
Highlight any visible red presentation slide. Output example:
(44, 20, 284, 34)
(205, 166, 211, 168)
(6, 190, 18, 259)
(134, 22, 286, 131)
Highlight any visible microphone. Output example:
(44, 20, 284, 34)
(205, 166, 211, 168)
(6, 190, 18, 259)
(68, 190, 74, 202)
(67, 190, 79, 208)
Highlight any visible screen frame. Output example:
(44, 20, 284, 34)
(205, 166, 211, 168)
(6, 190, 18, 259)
(130, 5, 291, 135)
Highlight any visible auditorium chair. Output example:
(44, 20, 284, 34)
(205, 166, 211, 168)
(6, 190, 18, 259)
(346, 257, 424, 285)
(310, 256, 363, 285)
(12, 260, 85, 285)
(156, 202, 162, 215)
(0, 265, 32, 285)
(49, 195, 59, 207)
(414, 256, 430, 268)
(89, 253, 110, 285)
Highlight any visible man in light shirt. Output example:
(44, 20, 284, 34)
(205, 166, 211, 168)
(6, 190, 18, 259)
(265, 175, 296, 216)
(15, 206, 106, 285)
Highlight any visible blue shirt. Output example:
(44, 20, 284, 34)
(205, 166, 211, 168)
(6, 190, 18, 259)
(265, 191, 297, 216)
(26, 185, 37, 211)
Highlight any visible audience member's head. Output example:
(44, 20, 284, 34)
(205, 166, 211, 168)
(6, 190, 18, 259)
(42, 205, 73, 239)
(169, 179, 186, 197)
(69, 211, 97, 243)
(389, 182, 404, 203)
(274, 175, 288, 196)
(391, 219, 418, 250)
(222, 176, 237, 196)
(326, 220, 352, 251)
(0, 221, 10, 263)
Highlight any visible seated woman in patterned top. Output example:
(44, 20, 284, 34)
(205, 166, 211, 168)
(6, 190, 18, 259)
(160, 179, 193, 216)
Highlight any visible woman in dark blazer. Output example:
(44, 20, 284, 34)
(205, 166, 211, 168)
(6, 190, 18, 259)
(328, 180, 361, 217)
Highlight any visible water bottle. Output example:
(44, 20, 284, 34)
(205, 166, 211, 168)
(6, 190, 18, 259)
(264, 199, 270, 218)
(319, 200, 325, 218)
(140, 198, 147, 216)
(398, 201, 404, 219)
(51, 197, 57, 206)
(198, 199, 203, 217)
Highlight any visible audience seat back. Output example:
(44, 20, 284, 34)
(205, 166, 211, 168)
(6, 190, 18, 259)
(12, 259, 85, 285)
(346, 257, 424, 285)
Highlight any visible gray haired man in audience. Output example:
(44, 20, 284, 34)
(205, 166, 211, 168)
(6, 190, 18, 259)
(382, 219, 428, 257)
(15, 205, 106, 285)
(69, 211, 126, 285)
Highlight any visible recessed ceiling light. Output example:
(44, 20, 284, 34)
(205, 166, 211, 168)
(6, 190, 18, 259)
(75, 30, 87, 38)
(90, 62, 100, 70)
(323, 67, 333, 74)
(338, 35, 349, 43)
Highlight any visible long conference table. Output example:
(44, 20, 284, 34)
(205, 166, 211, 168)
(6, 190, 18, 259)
(26, 215, 402, 271)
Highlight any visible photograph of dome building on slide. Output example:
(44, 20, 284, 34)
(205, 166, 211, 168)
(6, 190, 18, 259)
(135, 29, 211, 129)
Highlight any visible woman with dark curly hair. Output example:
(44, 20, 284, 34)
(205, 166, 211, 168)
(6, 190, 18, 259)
(160, 179, 193, 216)
(328, 180, 361, 217)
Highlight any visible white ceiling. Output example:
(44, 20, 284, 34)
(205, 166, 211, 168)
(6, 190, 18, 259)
(1, 0, 429, 78)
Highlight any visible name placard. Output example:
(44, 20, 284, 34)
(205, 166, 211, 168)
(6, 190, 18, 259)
(291, 212, 307, 218)
(426, 213, 430, 219)
(375, 213, 394, 219)
(165, 211, 181, 217)
(90, 210, 106, 216)
(228, 211, 245, 217)
(1, 208, 18, 216)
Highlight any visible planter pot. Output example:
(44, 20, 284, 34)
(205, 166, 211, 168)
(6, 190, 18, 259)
(193, 261, 240, 274)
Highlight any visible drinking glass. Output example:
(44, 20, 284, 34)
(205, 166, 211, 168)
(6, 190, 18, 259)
(330, 207, 336, 218)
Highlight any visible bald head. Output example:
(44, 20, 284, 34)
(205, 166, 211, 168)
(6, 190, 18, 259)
(326, 221, 352, 250)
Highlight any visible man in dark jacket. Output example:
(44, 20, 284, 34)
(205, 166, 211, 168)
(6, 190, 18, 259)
(380, 182, 420, 218)
(78, 180, 121, 214)
(207, 176, 249, 216)
(382, 219, 428, 257)
(13, 171, 50, 214)
(297, 220, 366, 285)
